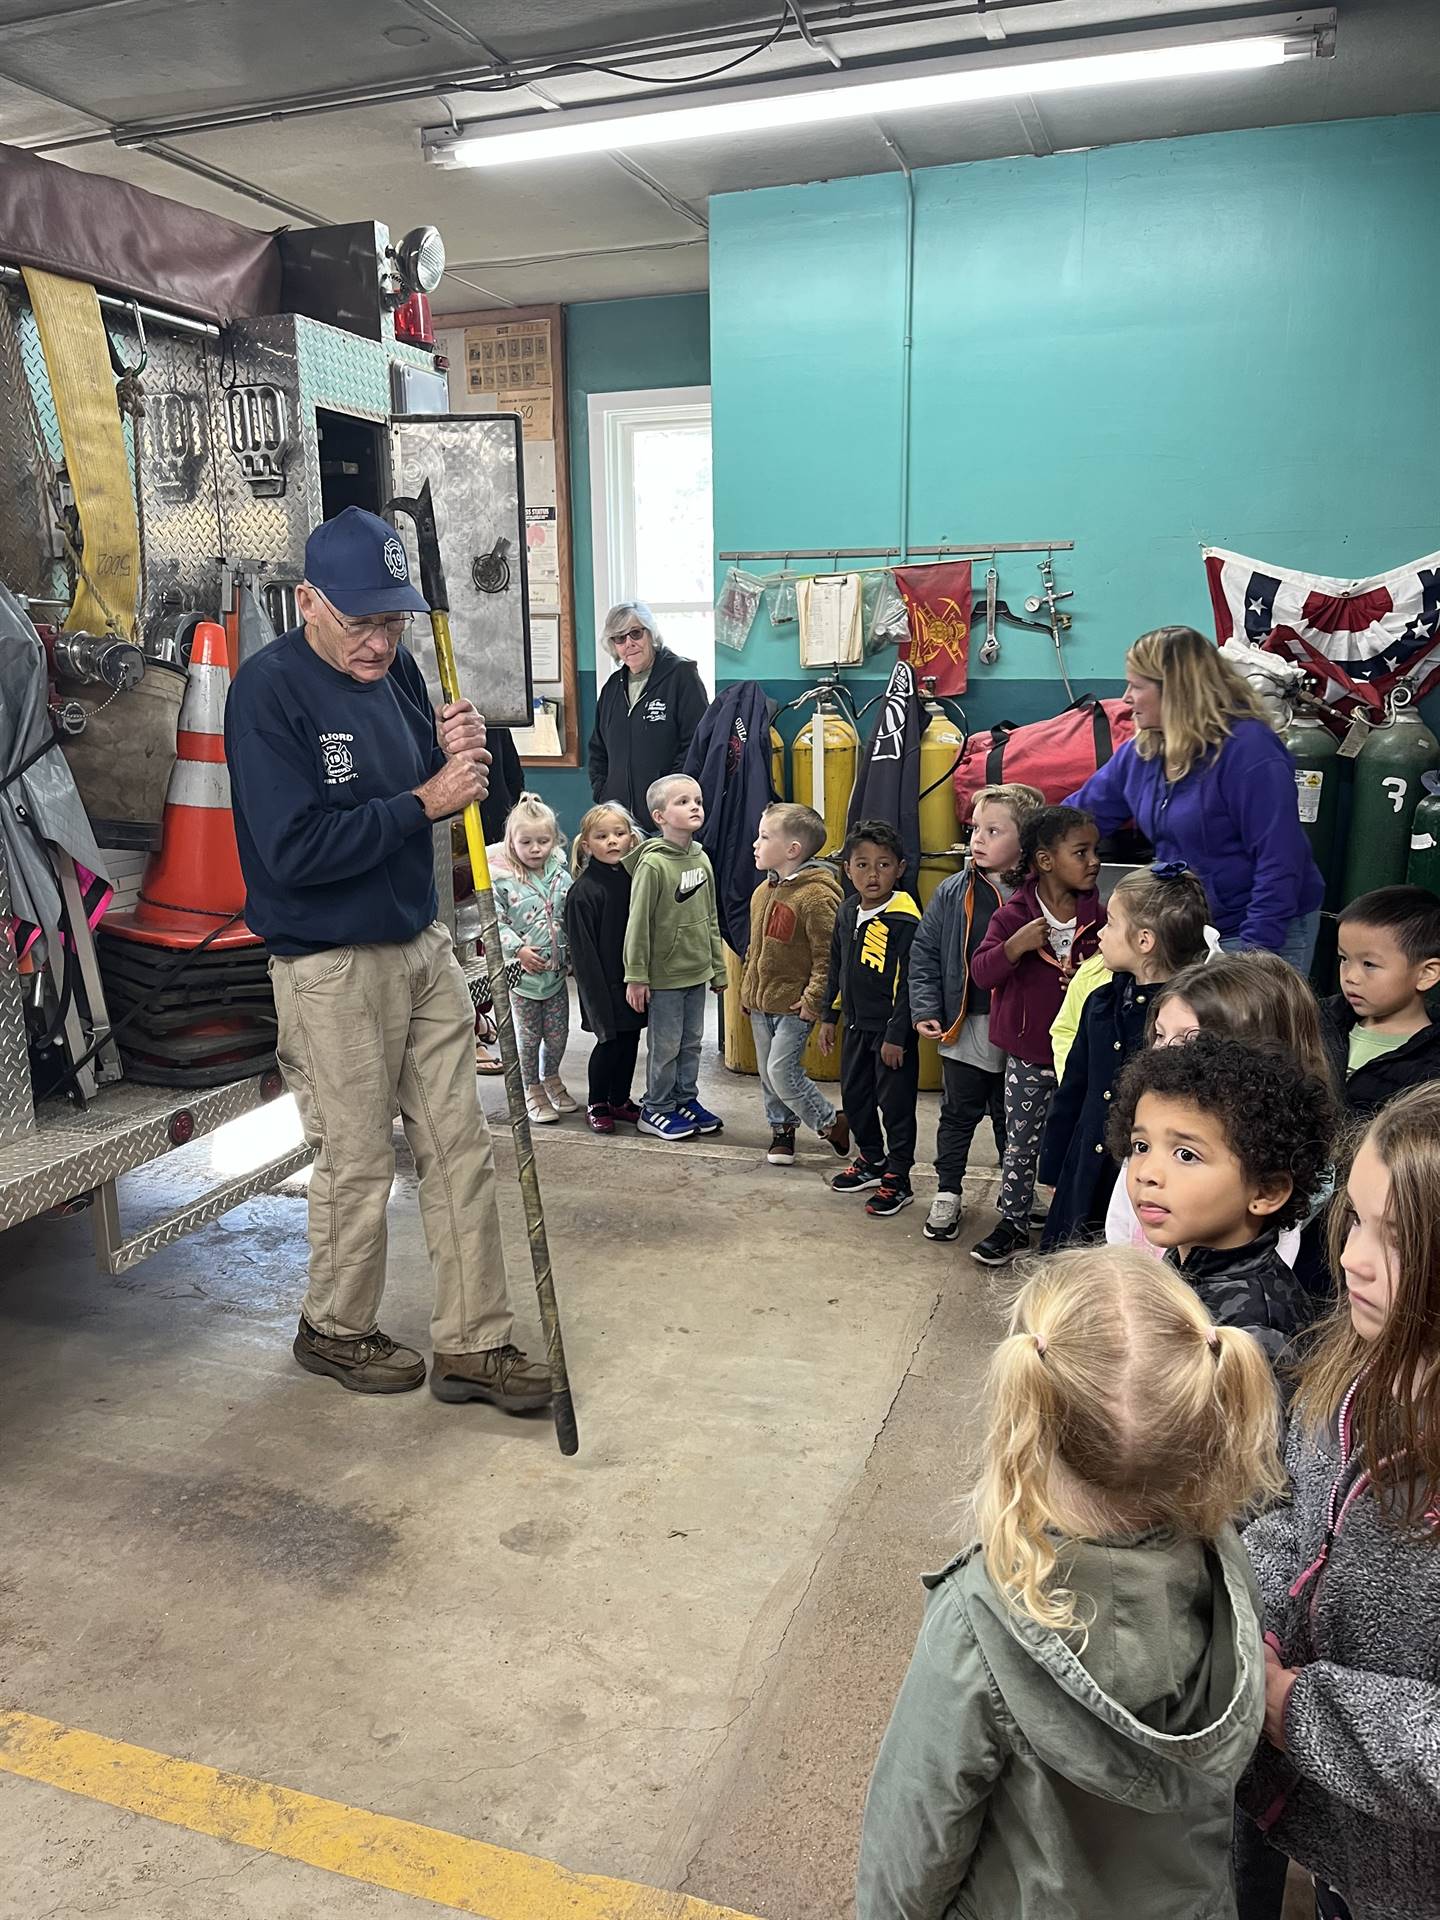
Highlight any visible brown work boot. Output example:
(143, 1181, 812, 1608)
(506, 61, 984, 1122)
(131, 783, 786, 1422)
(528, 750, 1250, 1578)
(293, 1318, 426, 1393)
(821, 1110, 851, 1157)
(430, 1344, 554, 1411)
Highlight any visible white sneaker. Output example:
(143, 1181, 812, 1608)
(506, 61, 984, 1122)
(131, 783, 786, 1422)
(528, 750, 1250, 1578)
(543, 1076, 578, 1114)
(526, 1084, 559, 1125)
(924, 1191, 964, 1241)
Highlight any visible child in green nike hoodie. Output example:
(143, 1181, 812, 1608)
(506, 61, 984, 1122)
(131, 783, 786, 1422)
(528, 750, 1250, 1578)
(623, 774, 728, 1142)
(859, 1245, 1283, 1920)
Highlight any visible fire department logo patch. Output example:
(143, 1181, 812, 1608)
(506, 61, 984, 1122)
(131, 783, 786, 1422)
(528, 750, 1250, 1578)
(319, 731, 357, 785)
(382, 536, 408, 580)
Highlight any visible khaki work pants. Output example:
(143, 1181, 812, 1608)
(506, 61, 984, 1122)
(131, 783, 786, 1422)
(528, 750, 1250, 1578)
(270, 922, 514, 1353)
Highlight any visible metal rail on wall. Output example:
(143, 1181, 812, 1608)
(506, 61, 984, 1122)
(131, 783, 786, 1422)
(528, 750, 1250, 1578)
(716, 540, 1075, 562)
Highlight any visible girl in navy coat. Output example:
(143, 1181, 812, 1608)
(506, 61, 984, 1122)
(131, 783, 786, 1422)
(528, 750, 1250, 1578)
(1038, 863, 1211, 1249)
(564, 802, 646, 1135)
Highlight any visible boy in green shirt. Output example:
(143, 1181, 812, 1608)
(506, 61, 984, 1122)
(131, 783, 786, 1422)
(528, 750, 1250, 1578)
(1320, 885, 1440, 1119)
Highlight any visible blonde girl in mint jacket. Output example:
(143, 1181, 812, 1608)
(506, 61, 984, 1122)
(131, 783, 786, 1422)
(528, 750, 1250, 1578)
(493, 795, 573, 1125)
(859, 1246, 1283, 1920)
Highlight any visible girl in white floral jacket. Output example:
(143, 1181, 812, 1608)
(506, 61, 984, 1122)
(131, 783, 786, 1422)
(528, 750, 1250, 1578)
(493, 795, 574, 1124)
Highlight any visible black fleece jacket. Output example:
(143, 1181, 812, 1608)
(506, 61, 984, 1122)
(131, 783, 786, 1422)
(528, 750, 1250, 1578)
(1319, 994, 1440, 1119)
(587, 647, 708, 819)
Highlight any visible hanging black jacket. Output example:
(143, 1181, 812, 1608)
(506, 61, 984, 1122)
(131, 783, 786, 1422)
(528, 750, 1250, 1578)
(684, 678, 780, 954)
(1038, 973, 1161, 1250)
(479, 727, 523, 846)
(587, 646, 708, 819)
(564, 857, 645, 1042)
(1319, 993, 1440, 1119)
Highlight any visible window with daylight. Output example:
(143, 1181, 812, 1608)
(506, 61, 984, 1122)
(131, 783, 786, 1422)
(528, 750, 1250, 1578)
(588, 387, 714, 692)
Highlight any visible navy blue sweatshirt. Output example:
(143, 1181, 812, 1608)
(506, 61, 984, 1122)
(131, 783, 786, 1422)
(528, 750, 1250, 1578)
(225, 627, 444, 955)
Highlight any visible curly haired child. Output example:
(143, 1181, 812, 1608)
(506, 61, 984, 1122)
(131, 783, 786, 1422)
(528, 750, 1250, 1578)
(968, 804, 1105, 1266)
(859, 1245, 1283, 1920)
(1108, 1032, 1337, 1367)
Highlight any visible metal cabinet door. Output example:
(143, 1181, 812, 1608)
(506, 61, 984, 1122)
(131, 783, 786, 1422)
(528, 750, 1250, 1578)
(388, 413, 533, 727)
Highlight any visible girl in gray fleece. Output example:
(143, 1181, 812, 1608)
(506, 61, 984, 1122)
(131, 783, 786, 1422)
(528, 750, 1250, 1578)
(859, 1246, 1284, 1920)
(1239, 1082, 1440, 1920)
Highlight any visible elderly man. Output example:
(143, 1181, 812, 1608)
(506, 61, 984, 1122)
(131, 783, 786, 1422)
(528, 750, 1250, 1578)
(225, 507, 550, 1411)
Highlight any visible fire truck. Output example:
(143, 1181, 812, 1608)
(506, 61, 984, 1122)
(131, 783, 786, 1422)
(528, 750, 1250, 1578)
(0, 142, 531, 1273)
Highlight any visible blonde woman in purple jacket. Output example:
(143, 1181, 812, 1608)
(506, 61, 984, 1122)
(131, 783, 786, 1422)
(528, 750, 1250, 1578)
(1069, 626, 1323, 971)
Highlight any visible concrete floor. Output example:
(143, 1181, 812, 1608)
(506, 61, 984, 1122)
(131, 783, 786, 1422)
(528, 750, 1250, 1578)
(0, 1006, 1001, 1918)
(0, 1005, 1314, 1919)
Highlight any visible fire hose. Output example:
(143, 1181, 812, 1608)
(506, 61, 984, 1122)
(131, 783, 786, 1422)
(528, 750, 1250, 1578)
(389, 482, 578, 1459)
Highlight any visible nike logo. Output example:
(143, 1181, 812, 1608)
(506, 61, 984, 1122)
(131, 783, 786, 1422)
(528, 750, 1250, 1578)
(674, 869, 709, 903)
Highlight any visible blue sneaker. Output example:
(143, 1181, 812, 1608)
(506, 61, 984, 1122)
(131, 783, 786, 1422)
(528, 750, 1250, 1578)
(676, 1098, 723, 1135)
(637, 1106, 697, 1141)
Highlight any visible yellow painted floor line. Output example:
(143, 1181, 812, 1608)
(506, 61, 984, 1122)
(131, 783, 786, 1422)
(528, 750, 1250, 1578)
(0, 1710, 762, 1920)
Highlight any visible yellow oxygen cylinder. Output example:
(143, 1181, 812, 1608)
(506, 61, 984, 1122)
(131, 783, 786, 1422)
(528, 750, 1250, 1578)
(919, 704, 965, 855)
(770, 724, 785, 800)
(790, 697, 860, 857)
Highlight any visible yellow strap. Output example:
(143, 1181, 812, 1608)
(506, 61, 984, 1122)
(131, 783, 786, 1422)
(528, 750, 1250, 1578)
(21, 266, 141, 640)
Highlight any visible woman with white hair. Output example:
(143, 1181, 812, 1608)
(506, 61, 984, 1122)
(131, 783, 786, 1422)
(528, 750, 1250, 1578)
(588, 602, 708, 819)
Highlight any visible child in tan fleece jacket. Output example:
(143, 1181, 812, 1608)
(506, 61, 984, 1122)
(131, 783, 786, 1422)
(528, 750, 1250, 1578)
(741, 802, 851, 1168)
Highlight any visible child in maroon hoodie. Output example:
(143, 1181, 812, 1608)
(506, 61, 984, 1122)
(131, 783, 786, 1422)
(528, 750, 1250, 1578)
(968, 804, 1104, 1267)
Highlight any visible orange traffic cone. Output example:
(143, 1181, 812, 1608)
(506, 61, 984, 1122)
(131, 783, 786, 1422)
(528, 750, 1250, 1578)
(104, 621, 259, 951)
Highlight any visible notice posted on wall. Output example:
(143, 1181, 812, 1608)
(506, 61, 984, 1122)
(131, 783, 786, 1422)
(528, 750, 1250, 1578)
(465, 318, 553, 439)
(530, 613, 561, 683)
(527, 505, 559, 595)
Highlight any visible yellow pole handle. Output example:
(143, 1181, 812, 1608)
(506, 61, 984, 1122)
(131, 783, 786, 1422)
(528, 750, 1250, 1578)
(429, 608, 578, 1456)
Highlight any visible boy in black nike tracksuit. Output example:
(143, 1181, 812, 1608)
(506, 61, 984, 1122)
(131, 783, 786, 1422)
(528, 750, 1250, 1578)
(818, 820, 922, 1218)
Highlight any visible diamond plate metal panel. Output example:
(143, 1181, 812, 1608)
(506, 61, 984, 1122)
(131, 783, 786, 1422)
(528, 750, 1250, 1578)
(0, 840, 36, 1148)
(389, 415, 533, 728)
(0, 1073, 272, 1231)
(104, 1143, 312, 1275)
(0, 296, 56, 601)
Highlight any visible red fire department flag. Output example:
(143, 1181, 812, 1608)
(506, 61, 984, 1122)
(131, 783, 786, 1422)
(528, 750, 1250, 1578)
(895, 561, 971, 695)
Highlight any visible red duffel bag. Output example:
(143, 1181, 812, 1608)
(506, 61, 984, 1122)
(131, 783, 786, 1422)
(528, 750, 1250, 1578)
(952, 693, 1136, 819)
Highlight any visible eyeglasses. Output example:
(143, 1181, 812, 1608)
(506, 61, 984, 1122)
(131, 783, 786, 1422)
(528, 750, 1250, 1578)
(614, 627, 649, 644)
(314, 590, 412, 644)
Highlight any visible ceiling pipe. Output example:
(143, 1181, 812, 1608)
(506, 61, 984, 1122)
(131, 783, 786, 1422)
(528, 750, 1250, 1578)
(21, 0, 1114, 150)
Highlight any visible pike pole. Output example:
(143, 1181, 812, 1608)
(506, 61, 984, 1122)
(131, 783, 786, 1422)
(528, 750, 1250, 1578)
(389, 481, 578, 1457)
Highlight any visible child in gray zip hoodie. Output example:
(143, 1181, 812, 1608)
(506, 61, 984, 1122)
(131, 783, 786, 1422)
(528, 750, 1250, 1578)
(859, 1246, 1283, 1920)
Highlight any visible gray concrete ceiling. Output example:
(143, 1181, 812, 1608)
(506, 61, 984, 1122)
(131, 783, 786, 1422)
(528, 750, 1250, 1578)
(1, 0, 1436, 311)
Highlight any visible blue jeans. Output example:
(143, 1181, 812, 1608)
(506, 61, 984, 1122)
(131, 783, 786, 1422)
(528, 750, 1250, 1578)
(750, 1011, 835, 1135)
(1219, 908, 1321, 975)
(645, 984, 706, 1114)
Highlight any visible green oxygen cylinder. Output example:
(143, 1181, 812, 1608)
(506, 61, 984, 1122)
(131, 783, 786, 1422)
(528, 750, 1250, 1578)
(1340, 696, 1440, 905)
(1407, 772, 1440, 895)
(1279, 711, 1343, 892)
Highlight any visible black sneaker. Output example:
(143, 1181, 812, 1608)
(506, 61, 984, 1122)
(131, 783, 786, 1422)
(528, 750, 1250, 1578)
(766, 1127, 797, 1166)
(831, 1157, 883, 1194)
(1029, 1205, 1049, 1232)
(970, 1220, 1031, 1267)
(866, 1176, 914, 1218)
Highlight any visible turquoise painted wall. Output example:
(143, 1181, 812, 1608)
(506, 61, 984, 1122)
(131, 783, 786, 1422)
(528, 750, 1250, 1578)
(526, 292, 711, 830)
(710, 113, 1440, 756)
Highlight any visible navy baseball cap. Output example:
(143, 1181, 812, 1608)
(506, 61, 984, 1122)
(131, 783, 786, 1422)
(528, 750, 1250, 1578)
(304, 507, 429, 616)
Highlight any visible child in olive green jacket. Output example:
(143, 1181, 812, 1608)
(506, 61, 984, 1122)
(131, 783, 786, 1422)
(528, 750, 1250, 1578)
(858, 1246, 1282, 1920)
(622, 774, 727, 1142)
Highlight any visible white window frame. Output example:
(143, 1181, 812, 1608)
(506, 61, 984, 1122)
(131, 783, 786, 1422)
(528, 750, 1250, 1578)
(588, 385, 713, 689)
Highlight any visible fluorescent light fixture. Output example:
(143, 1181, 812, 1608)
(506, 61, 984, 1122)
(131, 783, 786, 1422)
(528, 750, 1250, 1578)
(429, 15, 1334, 169)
